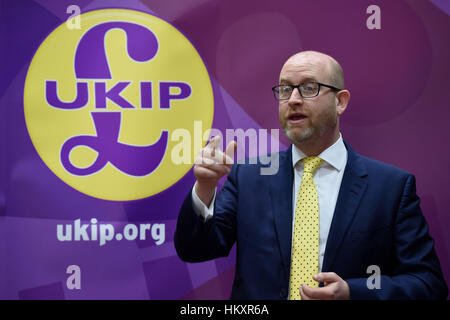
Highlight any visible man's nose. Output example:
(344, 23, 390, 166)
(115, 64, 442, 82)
(288, 87, 303, 106)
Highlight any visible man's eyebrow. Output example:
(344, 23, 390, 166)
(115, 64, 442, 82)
(279, 76, 317, 84)
(301, 76, 317, 82)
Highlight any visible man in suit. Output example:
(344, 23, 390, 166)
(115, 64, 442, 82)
(174, 51, 448, 299)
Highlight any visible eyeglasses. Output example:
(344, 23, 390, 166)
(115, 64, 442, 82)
(271, 82, 342, 101)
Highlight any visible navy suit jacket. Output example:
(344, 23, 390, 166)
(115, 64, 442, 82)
(174, 141, 448, 299)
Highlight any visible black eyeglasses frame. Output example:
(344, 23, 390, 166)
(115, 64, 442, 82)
(271, 82, 342, 100)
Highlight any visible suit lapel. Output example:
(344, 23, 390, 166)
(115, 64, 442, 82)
(322, 141, 368, 272)
(269, 145, 294, 280)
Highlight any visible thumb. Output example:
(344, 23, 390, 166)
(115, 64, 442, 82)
(224, 140, 237, 164)
(313, 272, 340, 284)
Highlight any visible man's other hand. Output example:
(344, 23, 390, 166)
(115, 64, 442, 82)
(299, 272, 350, 300)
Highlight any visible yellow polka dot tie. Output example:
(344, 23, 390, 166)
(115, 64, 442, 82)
(289, 156, 323, 300)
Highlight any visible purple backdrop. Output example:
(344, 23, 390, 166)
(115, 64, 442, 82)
(0, 0, 449, 299)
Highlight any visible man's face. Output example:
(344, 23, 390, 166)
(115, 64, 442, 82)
(278, 55, 339, 146)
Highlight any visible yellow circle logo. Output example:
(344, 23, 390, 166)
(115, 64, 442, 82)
(24, 9, 214, 201)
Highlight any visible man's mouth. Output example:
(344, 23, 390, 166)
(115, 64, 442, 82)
(288, 113, 307, 124)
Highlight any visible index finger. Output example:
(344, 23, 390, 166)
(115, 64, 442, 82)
(301, 284, 331, 300)
(205, 136, 221, 157)
(206, 135, 221, 150)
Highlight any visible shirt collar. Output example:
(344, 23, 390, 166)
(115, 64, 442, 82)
(292, 133, 347, 172)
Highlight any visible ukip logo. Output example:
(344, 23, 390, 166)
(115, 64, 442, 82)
(24, 9, 214, 201)
(54, 21, 170, 177)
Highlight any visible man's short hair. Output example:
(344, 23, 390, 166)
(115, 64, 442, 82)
(329, 58, 345, 90)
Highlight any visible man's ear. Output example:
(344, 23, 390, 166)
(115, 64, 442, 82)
(336, 90, 350, 116)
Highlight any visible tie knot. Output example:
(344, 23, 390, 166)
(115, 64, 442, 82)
(301, 156, 323, 174)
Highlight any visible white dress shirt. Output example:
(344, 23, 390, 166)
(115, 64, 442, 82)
(192, 133, 348, 272)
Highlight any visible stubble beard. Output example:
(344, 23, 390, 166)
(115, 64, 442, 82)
(283, 113, 337, 147)
(284, 125, 315, 145)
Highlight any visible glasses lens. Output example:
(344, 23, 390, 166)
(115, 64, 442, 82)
(276, 85, 293, 100)
(300, 82, 319, 97)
